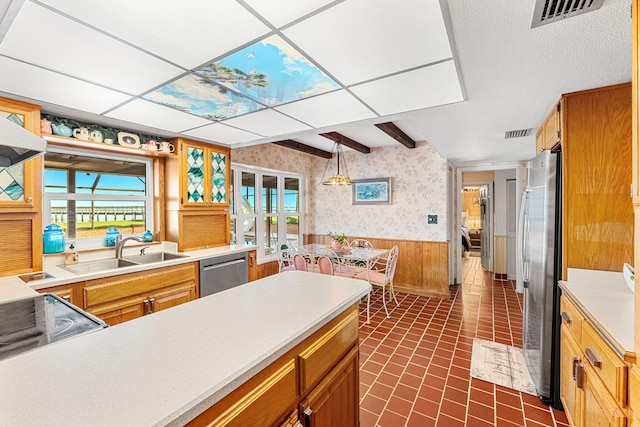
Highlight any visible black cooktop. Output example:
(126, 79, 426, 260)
(0, 293, 107, 361)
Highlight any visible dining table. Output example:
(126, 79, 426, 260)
(297, 243, 390, 278)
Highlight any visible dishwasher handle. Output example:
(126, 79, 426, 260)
(202, 258, 246, 272)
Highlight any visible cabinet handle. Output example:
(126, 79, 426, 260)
(26, 197, 33, 202)
(561, 311, 572, 325)
(143, 299, 149, 315)
(62, 295, 71, 302)
(249, 254, 255, 267)
(585, 347, 602, 368)
(571, 357, 579, 380)
(149, 297, 156, 313)
(575, 361, 584, 389)
(302, 407, 313, 427)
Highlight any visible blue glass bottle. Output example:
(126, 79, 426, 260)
(43, 224, 65, 254)
(105, 227, 120, 247)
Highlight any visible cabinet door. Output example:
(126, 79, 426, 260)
(0, 98, 41, 212)
(583, 363, 627, 427)
(560, 325, 583, 427)
(543, 102, 561, 150)
(87, 296, 145, 326)
(179, 139, 230, 209)
(300, 346, 359, 427)
(247, 250, 258, 282)
(151, 282, 197, 312)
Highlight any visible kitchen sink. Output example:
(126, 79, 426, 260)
(122, 252, 188, 264)
(60, 258, 139, 274)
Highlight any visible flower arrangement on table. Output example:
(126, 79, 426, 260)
(328, 232, 346, 249)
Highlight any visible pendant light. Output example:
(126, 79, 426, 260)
(321, 141, 353, 186)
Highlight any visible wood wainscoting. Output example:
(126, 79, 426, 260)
(305, 234, 450, 299)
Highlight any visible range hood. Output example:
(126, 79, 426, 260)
(0, 115, 46, 167)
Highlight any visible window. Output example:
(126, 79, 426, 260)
(43, 148, 153, 248)
(230, 165, 303, 261)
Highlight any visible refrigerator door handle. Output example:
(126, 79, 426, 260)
(517, 191, 530, 287)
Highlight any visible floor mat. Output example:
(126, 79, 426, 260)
(470, 338, 537, 395)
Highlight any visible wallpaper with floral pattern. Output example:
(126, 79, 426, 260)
(232, 140, 448, 242)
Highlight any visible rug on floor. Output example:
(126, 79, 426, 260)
(470, 338, 537, 395)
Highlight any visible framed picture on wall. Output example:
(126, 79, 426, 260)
(352, 178, 392, 205)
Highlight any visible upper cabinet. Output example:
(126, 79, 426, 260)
(553, 83, 633, 277)
(535, 101, 562, 154)
(165, 137, 231, 251)
(0, 98, 42, 212)
(175, 137, 230, 209)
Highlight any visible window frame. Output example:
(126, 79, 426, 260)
(230, 163, 304, 264)
(43, 146, 154, 249)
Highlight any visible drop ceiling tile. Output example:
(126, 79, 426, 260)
(105, 99, 212, 133)
(183, 123, 261, 145)
(244, 0, 336, 28)
(38, 0, 271, 69)
(350, 61, 464, 116)
(223, 109, 311, 137)
(274, 90, 375, 128)
(0, 57, 131, 114)
(293, 134, 337, 152)
(283, 0, 452, 85)
(0, 2, 183, 94)
(337, 126, 400, 148)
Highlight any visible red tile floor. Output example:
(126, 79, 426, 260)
(357, 256, 570, 427)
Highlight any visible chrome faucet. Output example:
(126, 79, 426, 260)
(115, 234, 144, 259)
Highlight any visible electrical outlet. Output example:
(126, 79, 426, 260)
(428, 215, 437, 224)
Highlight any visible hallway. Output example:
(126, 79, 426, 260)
(357, 256, 569, 426)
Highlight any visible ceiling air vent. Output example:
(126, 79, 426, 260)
(531, 0, 605, 28)
(504, 128, 532, 139)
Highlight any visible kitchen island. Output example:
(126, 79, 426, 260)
(0, 271, 371, 426)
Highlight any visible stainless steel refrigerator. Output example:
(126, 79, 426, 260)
(518, 149, 562, 408)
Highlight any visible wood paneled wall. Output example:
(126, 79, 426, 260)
(305, 234, 450, 299)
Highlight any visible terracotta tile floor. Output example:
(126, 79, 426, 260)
(357, 256, 570, 427)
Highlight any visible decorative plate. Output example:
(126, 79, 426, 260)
(117, 132, 140, 148)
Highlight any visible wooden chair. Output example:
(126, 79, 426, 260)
(355, 245, 400, 323)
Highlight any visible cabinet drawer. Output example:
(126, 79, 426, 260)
(581, 321, 627, 407)
(298, 309, 358, 394)
(560, 294, 583, 342)
(188, 359, 297, 427)
(84, 263, 197, 308)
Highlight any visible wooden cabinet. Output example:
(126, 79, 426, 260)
(560, 294, 628, 427)
(83, 262, 198, 326)
(550, 83, 633, 278)
(0, 98, 43, 275)
(165, 137, 231, 251)
(36, 282, 83, 306)
(187, 303, 359, 427)
(536, 101, 562, 154)
(247, 249, 257, 281)
(300, 346, 359, 427)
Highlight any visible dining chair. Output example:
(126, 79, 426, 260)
(293, 254, 307, 271)
(318, 247, 356, 278)
(277, 241, 295, 272)
(355, 245, 400, 323)
(348, 239, 374, 249)
(316, 255, 334, 275)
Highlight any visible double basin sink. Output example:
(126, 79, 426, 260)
(60, 252, 188, 275)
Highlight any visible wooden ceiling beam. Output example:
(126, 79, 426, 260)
(319, 132, 370, 154)
(271, 140, 332, 159)
(375, 122, 416, 149)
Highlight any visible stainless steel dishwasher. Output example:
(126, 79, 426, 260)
(199, 252, 249, 297)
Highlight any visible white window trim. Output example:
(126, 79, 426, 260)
(43, 146, 154, 250)
(231, 163, 304, 264)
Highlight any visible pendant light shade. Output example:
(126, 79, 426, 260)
(321, 142, 353, 186)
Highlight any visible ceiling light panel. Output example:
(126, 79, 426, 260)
(283, 0, 453, 86)
(351, 61, 463, 116)
(37, 0, 271, 69)
(0, 2, 183, 94)
(275, 90, 375, 128)
(105, 99, 212, 133)
(0, 56, 131, 114)
(243, 0, 336, 28)
(183, 123, 261, 145)
(223, 109, 311, 137)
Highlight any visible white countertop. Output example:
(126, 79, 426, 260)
(0, 243, 255, 295)
(0, 271, 371, 426)
(559, 268, 635, 359)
